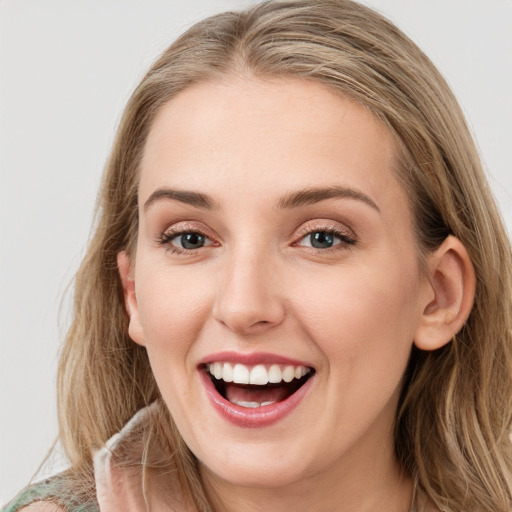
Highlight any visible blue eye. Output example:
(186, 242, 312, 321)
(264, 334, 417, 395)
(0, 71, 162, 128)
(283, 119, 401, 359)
(301, 231, 340, 249)
(171, 232, 210, 250)
(298, 229, 356, 250)
(309, 231, 337, 249)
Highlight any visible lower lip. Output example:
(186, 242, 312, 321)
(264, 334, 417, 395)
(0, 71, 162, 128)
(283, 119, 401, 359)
(199, 370, 314, 428)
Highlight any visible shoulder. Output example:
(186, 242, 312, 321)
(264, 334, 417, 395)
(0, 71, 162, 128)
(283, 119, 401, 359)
(1, 473, 99, 512)
(17, 504, 65, 512)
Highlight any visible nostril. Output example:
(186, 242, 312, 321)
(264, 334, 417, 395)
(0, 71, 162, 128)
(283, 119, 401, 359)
(214, 308, 284, 334)
(212, 267, 286, 332)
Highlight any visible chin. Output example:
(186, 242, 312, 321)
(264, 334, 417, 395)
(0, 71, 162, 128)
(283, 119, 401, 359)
(199, 454, 310, 490)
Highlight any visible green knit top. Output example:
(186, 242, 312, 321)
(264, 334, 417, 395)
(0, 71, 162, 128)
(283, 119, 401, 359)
(1, 475, 99, 512)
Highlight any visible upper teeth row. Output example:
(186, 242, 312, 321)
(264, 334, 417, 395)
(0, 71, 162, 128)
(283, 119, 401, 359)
(206, 362, 311, 385)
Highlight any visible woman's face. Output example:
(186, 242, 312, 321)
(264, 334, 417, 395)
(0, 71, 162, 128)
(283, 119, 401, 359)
(123, 77, 431, 490)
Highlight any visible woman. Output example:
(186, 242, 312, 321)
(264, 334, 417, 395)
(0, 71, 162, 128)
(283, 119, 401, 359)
(4, 0, 512, 511)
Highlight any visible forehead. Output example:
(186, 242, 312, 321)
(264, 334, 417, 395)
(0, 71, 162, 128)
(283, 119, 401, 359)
(139, 76, 407, 219)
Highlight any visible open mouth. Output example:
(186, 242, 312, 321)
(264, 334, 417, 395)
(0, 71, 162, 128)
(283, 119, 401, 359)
(204, 362, 315, 409)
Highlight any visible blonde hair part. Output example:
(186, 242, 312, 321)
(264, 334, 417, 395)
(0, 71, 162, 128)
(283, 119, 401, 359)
(57, 1, 512, 510)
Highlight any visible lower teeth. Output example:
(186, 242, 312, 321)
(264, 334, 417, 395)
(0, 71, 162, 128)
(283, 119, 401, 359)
(230, 399, 276, 408)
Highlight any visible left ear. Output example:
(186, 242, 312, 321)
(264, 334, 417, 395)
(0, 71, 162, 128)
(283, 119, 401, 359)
(414, 235, 476, 351)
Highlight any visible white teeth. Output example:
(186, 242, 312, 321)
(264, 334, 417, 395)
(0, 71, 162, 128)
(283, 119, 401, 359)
(268, 364, 282, 383)
(212, 362, 223, 380)
(207, 361, 311, 385)
(249, 364, 269, 385)
(230, 399, 276, 408)
(231, 400, 261, 408)
(222, 363, 234, 382)
(232, 363, 250, 384)
(282, 365, 295, 383)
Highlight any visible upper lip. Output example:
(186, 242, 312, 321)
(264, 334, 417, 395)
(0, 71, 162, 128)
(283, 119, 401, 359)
(197, 351, 315, 369)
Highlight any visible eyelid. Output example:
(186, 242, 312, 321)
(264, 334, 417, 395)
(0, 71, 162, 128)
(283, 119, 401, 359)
(156, 221, 219, 253)
(292, 220, 357, 250)
(155, 219, 356, 254)
(159, 220, 216, 238)
(294, 219, 356, 240)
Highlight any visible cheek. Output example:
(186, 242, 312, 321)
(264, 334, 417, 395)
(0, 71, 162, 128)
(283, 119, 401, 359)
(292, 258, 421, 385)
(133, 270, 214, 431)
(135, 267, 213, 367)
(297, 265, 421, 444)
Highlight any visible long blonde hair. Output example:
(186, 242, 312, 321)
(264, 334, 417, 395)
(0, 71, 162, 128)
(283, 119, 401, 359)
(58, 1, 512, 510)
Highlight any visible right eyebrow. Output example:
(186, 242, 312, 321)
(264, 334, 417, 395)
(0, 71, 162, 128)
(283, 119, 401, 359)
(143, 188, 217, 211)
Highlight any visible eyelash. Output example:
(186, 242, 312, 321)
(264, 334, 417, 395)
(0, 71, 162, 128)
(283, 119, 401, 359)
(156, 224, 216, 255)
(156, 223, 357, 255)
(293, 223, 357, 252)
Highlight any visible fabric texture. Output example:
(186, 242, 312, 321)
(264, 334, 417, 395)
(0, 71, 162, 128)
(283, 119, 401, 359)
(0, 408, 153, 512)
(1, 403, 193, 512)
(1, 476, 99, 512)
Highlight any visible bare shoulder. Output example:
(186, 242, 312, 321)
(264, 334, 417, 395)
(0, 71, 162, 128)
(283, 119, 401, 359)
(18, 502, 66, 512)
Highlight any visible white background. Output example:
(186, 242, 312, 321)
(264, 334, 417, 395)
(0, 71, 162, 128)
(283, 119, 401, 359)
(1, 0, 511, 505)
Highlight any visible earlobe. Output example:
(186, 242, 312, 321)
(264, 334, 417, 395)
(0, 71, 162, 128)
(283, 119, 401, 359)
(414, 236, 476, 351)
(117, 252, 146, 346)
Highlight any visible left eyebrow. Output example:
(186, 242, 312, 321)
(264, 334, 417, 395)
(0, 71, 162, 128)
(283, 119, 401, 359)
(277, 186, 380, 212)
(143, 188, 217, 211)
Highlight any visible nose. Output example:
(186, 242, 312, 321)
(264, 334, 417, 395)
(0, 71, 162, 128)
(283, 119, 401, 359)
(212, 251, 286, 335)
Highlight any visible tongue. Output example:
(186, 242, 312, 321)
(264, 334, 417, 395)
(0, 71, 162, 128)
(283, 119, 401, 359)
(224, 383, 291, 404)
